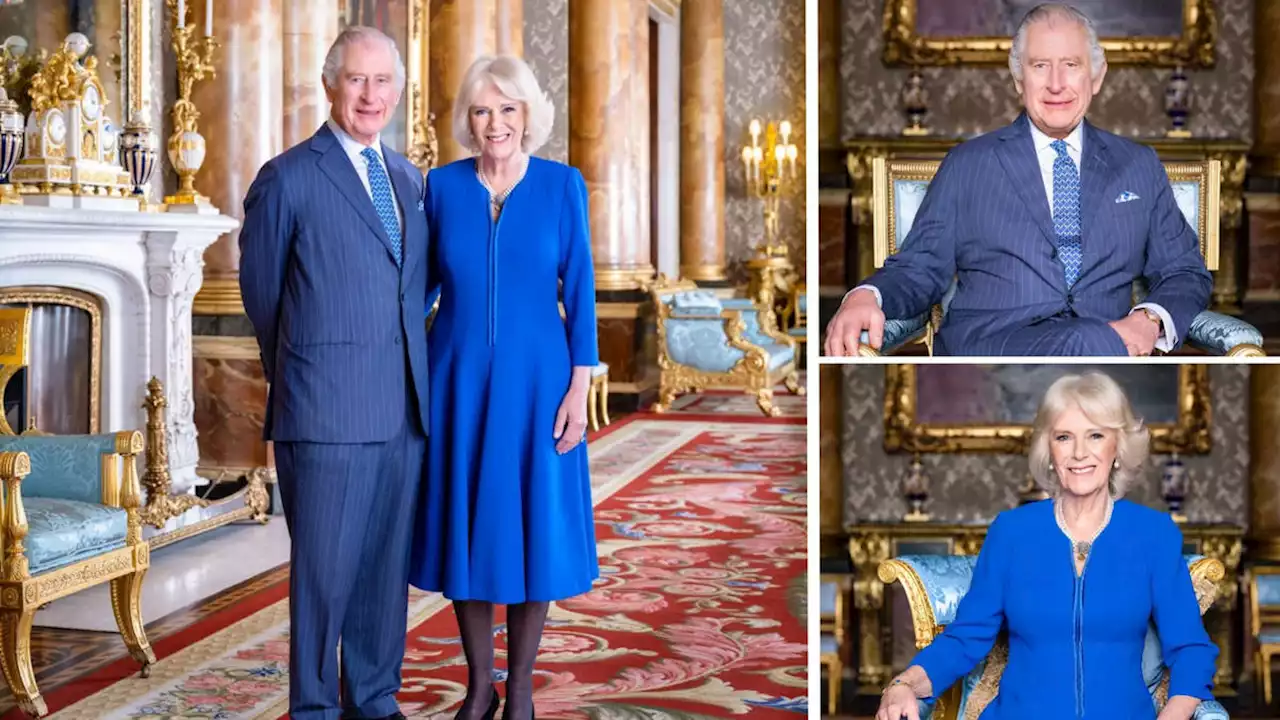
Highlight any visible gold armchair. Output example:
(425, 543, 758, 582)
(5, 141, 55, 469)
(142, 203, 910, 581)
(0, 431, 154, 717)
(1249, 565, 1280, 706)
(647, 275, 803, 417)
(820, 574, 850, 715)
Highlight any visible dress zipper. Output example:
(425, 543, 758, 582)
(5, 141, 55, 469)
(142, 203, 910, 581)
(1072, 549, 1090, 719)
(487, 201, 505, 347)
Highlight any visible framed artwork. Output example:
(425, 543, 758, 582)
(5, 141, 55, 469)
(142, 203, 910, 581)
(882, 0, 1217, 68)
(338, 0, 434, 171)
(883, 364, 1211, 454)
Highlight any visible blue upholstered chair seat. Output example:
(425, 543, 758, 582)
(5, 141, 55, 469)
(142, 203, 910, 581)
(820, 635, 837, 654)
(0, 434, 119, 505)
(1258, 627, 1280, 644)
(23, 497, 127, 576)
(591, 362, 609, 378)
(884, 554, 1227, 720)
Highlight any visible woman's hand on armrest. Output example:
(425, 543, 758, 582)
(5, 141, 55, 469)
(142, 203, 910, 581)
(876, 666, 933, 720)
(1156, 695, 1200, 720)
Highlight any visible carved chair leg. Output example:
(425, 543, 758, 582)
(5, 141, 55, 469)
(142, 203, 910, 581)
(1263, 650, 1274, 707)
(755, 387, 780, 417)
(652, 375, 679, 414)
(827, 659, 841, 715)
(111, 571, 157, 676)
(0, 608, 46, 717)
(783, 371, 805, 396)
(587, 382, 600, 432)
(600, 377, 611, 426)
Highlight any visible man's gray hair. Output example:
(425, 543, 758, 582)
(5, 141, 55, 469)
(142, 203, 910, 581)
(322, 26, 406, 92)
(1008, 3, 1106, 81)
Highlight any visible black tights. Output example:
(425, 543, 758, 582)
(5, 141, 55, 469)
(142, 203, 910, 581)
(452, 600, 550, 720)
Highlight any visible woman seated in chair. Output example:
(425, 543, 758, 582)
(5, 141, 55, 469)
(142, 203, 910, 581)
(877, 372, 1217, 720)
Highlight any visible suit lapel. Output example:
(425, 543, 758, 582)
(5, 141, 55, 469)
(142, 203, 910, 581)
(1078, 121, 1119, 249)
(995, 116, 1057, 250)
(312, 126, 400, 266)
(385, 152, 422, 277)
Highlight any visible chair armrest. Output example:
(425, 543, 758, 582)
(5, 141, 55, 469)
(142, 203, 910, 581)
(857, 315, 929, 355)
(0, 431, 143, 507)
(1193, 699, 1229, 720)
(0, 450, 32, 580)
(1185, 311, 1265, 356)
(917, 697, 935, 720)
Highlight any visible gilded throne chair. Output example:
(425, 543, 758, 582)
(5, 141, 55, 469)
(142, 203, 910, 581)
(1249, 565, 1280, 707)
(0, 307, 154, 717)
(858, 158, 1265, 357)
(877, 554, 1230, 720)
(647, 275, 804, 417)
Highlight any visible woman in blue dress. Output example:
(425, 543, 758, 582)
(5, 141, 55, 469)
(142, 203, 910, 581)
(877, 372, 1217, 720)
(409, 55, 599, 720)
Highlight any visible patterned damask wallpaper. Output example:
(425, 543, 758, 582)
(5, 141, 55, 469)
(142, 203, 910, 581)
(523, 0, 569, 163)
(840, 364, 1250, 526)
(839, 0, 1254, 141)
(523, 0, 806, 272)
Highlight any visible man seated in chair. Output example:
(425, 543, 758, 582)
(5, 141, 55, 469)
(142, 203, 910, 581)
(824, 3, 1211, 357)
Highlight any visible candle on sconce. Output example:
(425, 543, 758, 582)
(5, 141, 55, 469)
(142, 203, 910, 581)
(753, 146, 762, 184)
(779, 120, 791, 145)
(741, 146, 753, 183)
(749, 119, 760, 146)
(787, 145, 798, 177)
(774, 145, 785, 172)
(177, 0, 185, 27)
(205, 0, 213, 36)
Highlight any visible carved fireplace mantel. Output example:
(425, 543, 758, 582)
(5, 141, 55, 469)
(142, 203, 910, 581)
(0, 204, 235, 500)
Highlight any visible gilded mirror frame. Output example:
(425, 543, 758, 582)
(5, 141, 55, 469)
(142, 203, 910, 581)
(883, 365, 1211, 455)
(0, 288, 102, 436)
(337, 0, 434, 172)
(882, 0, 1218, 68)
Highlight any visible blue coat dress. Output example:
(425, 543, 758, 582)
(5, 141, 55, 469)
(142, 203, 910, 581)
(912, 499, 1217, 719)
(407, 156, 600, 604)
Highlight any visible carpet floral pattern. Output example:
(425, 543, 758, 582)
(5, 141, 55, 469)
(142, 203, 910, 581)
(38, 416, 807, 719)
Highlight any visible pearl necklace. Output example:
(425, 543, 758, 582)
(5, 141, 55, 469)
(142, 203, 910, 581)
(476, 155, 529, 213)
(1054, 495, 1113, 564)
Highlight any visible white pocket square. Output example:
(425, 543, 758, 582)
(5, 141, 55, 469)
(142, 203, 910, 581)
(1114, 191, 1140, 203)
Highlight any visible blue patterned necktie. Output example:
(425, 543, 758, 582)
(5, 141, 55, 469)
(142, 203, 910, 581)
(361, 147, 402, 266)
(1051, 139, 1082, 287)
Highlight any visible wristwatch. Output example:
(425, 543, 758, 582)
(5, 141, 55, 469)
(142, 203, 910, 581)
(1138, 307, 1161, 329)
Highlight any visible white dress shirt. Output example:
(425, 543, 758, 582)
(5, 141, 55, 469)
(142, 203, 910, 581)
(848, 120, 1176, 353)
(326, 118, 404, 232)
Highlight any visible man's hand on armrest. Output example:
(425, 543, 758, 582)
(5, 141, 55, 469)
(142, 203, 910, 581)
(1108, 307, 1162, 357)
(824, 287, 885, 357)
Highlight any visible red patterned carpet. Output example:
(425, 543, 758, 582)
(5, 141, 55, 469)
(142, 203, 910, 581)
(31, 409, 808, 719)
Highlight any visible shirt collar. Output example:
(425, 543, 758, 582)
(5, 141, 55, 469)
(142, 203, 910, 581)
(326, 118, 383, 161)
(1029, 118, 1084, 156)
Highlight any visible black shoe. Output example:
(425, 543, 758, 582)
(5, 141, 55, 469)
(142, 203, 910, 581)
(482, 686, 500, 720)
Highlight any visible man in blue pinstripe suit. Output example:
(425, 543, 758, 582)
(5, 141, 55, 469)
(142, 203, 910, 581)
(239, 26, 427, 720)
(825, 3, 1212, 357)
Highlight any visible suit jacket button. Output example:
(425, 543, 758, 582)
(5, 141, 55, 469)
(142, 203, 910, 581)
(1067, 293, 1074, 304)
(394, 336, 402, 345)
(1051, 249, 1058, 259)
(400, 292, 406, 302)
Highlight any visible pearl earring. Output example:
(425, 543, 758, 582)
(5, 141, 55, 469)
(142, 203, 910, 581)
(1113, 459, 1119, 469)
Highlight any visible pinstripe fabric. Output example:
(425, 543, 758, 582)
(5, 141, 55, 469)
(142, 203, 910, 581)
(239, 123, 430, 442)
(238, 123, 431, 719)
(865, 114, 1212, 356)
(275, 407, 425, 720)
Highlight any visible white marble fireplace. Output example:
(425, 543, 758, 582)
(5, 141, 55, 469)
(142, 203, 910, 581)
(0, 204, 236, 496)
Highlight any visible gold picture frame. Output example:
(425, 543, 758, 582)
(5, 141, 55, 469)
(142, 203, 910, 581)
(883, 365, 1211, 455)
(882, 0, 1217, 68)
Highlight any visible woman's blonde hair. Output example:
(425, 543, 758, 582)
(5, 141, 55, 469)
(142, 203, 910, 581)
(452, 54, 554, 155)
(1027, 371, 1150, 498)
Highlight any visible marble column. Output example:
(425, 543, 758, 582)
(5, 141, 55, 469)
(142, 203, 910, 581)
(679, 0, 726, 283)
(496, 0, 523, 57)
(569, 0, 652, 291)
(95, 0, 125, 127)
(817, 0, 841, 146)
(632, 0, 651, 281)
(191, 0, 285, 315)
(282, 2, 340, 148)
(1255, 0, 1280, 178)
(430, 0, 498, 164)
(1250, 365, 1280, 562)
